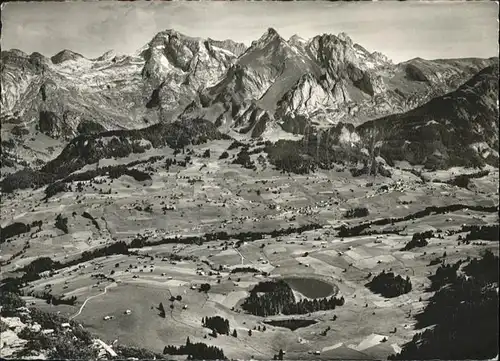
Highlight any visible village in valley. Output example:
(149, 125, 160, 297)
(1, 138, 498, 359)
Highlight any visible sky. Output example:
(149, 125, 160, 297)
(1, 1, 498, 63)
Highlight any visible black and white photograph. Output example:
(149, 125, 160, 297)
(0, 1, 498, 360)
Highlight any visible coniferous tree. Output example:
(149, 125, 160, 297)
(159, 302, 166, 318)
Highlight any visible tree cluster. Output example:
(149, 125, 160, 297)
(284, 295, 345, 315)
(230, 267, 261, 274)
(0, 168, 56, 194)
(264, 126, 370, 175)
(242, 280, 345, 317)
(116, 345, 166, 360)
(390, 250, 499, 360)
(65, 241, 129, 268)
(344, 207, 369, 219)
(232, 147, 256, 170)
(41, 293, 77, 306)
(447, 170, 489, 189)
(264, 140, 314, 174)
(76, 120, 106, 135)
(130, 223, 321, 250)
(163, 337, 226, 360)
(44, 182, 69, 200)
(336, 204, 497, 239)
(462, 250, 498, 285)
(12, 307, 98, 360)
(18, 257, 62, 275)
(241, 280, 295, 316)
(463, 224, 499, 242)
(227, 140, 245, 150)
(2, 241, 127, 294)
(366, 271, 412, 298)
(82, 212, 100, 230)
(108, 167, 151, 182)
(44, 157, 165, 200)
(2, 220, 40, 243)
(199, 283, 211, 293)
(202, 316, 230, 335)
(0, 291, 26, 316)
(4, 119, 226, 194)
(427, 260, 463, 292)
(22, 329, 98, 360)
(54, 214, 69, 234)
(401, 231, 433, 251)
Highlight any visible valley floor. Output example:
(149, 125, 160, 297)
(1, 142, 498, 359)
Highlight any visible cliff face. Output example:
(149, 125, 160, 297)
(1, 48, 148, 139)
(1, 30, 245, 140)
(176, 28, 496, 137)
(140, 30, 243, 120)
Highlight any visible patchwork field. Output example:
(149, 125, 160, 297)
(1, 144, 498, 359)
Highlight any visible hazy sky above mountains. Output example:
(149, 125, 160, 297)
(2, 1, 498, 63)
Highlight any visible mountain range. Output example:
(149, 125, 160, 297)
(1, 28, 498, 177)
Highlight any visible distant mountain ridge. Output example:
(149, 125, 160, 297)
(358, 63, 499, 169)
(1, 28, 497, 172)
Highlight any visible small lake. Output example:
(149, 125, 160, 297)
(264, 319, 317, 331)
(283, 277, 338, 298)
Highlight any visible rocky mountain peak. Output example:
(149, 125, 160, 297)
(250, 27, 285, 49)
(266, 27, 279, 37)
(51, 49, 85, 64)
(95, 50, 117, 62)
(149, 29, 200, 47)
(371, 51, 392, 64)
(288, 34, 308, 48)
(337, 32, 354, 46)
(1, 50, 50, 69)
(206, 38, 247, 57)
(1, 49, 28, 59)
(29, 52, 51, 70)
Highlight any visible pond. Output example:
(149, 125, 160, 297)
(283, 277, 338, 299)
(264, 319, 317, 331)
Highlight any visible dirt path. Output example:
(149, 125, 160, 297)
(233, 246, 245, 265)
(70, 282, 116, 320)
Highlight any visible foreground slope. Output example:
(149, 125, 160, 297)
(1, 132, 498, 359)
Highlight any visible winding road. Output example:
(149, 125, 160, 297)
(70, 282, 116, 320)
